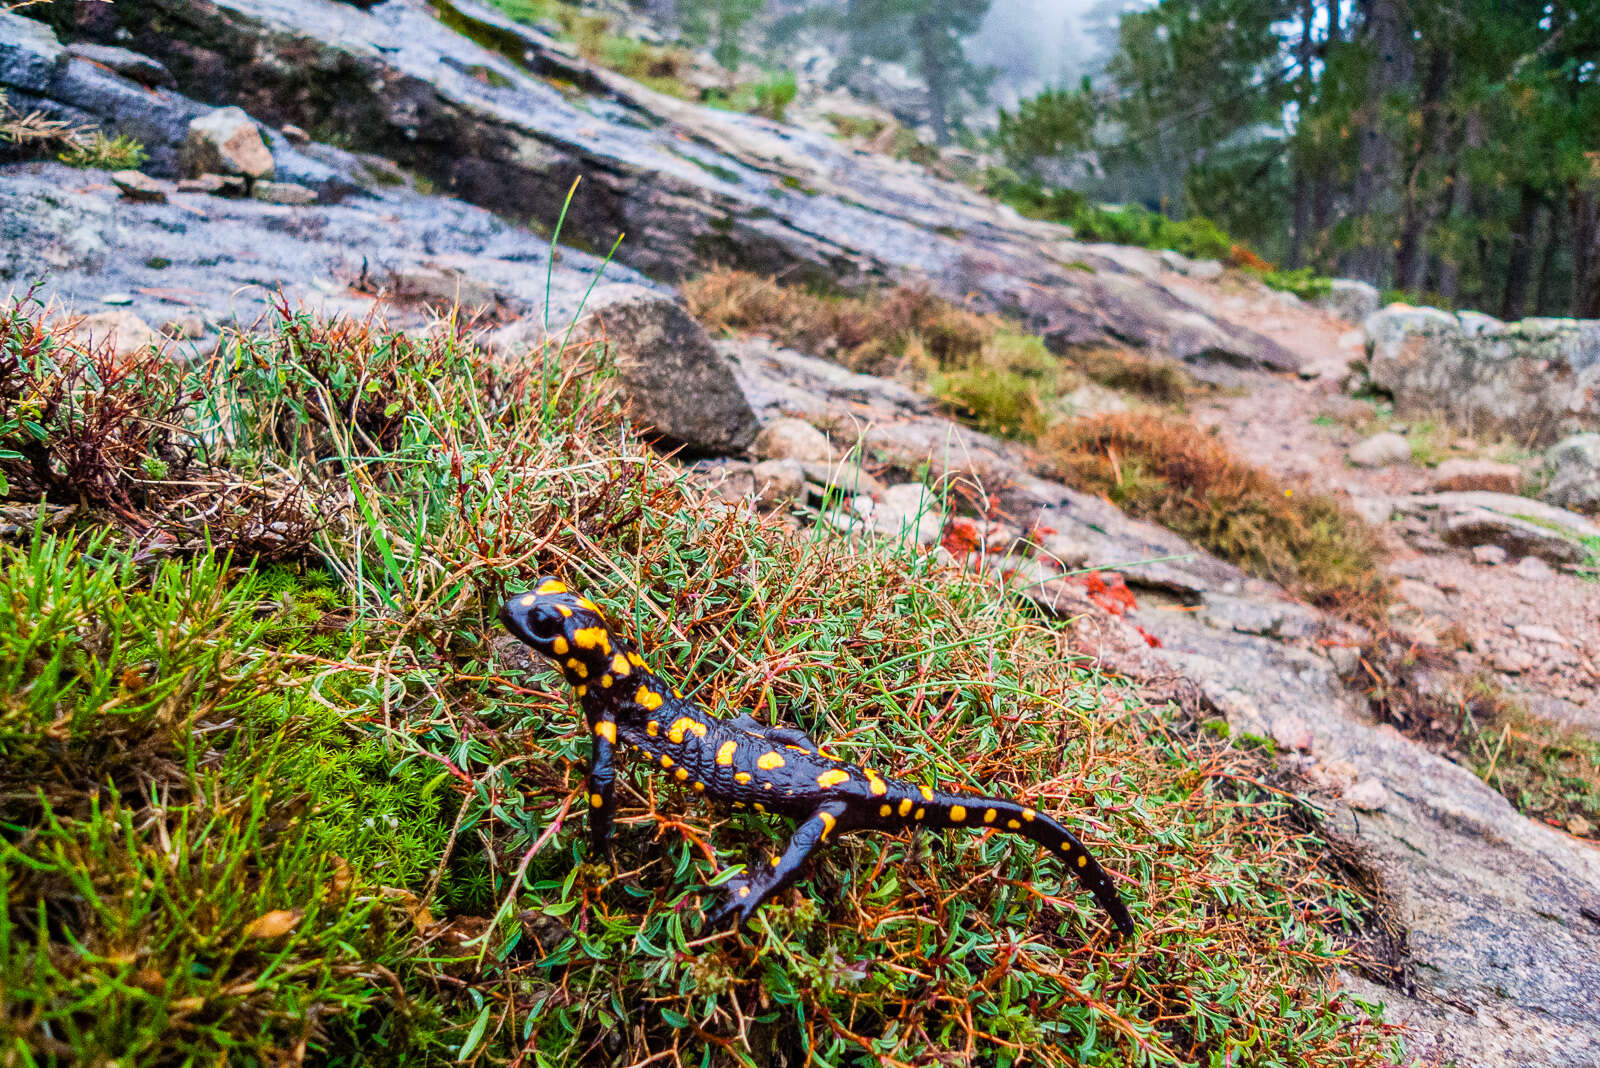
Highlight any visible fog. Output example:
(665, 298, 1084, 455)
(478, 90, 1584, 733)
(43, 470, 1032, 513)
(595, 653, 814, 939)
(964, 0, 1150, 108)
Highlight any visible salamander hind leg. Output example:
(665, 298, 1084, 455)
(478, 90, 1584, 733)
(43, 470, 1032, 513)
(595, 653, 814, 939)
(702, 801, 848, 934)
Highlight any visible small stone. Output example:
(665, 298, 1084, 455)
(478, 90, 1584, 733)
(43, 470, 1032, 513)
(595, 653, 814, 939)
(1513, 556, 1554, 580)
(754, 417, 833, 463)
(99, 293, 134, 306)
(1347, 496, 1394, 525)
(1344, 779, 1387, 811)
(280, 124, 311, 143)
(1514, 623, 1569, 646)
(66, 42, 174, 88)
(1472, 544, 1507, 566)
(1327, 645, 1361, 676)
(1036, 531, 1091, 570)
(1541, 433, 1600, 514)
(1567, 815, 1593, 838)
(751, 459, 805, 509)
(159, 314, 206, 340)
(181, 107, 275, 180)
(251, 180, 317, 205)
(1429, 459, 1522, 495)
(67, 310, 158, 357)
(801, 459, 884, 497)
(871, 482, 944, 546)
(1349, 432, 1411, 468)
(1271, 714, 1314, 752)
(110, 170, 169, 203)
(1491, 647, 1535, 673)
(177, 173, 246, 196)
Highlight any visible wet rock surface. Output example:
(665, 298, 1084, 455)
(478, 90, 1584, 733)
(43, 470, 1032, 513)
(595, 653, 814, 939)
(0, 160, 653, 340)
(52, 0, 1297, 374)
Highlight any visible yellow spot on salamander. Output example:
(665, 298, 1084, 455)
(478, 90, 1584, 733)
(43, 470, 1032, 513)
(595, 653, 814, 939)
(914, 807, 925, 820)
(674, 768, 688, 781)
(576, 597, 601, 613)
(753, 803, 765, 813)
(868, 774, 888, 796)
(757, 752, 785, 771)
(716, 740, 738, 765)
(735, 772, 753, 785)
(1022, 808, 1036, 822)
(770, 854, 782, 867)
(536, 579, 568, 595)
(948, 804, 966, 822)
(519, 594, 536, 607)
(660, 755, 673, 768)
(1007, 819, 1021, 829)
(557, 605, 572, 618)
(1077, 854, 1088, 868)
(572, 626, 609, 652)
(737, 886, 750, 899)
(637, 687, 665, 712)
(566, 659, 587, 678)
(919, 785, 934, 802)
(575, 685, 587, 698)
(879, 803, 892, 818)
(898, 798, 913, 817)
(594, 721, 616, 743)
(589, 793, 603, 808)
(693, 781, 706, 792)
(984, 808, 997, 824)
(818, 811, 836, 839)
(627, 651, 646, 668)
(668, 716, 704, 743)
(816, 769, 850, 789)
(600, 674, 613, 688)
(611, 653, 631, 677)
(552, 636, 568, 655)
(646, 720, 660, 737)
(673, 688, 684, 699)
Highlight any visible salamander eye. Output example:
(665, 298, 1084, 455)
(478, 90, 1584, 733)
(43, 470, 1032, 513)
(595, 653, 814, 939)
(499, 586, 573, 650)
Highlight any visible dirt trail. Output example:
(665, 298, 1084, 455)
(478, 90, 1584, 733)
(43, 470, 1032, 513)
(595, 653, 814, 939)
(1170, 274, 1600, 741)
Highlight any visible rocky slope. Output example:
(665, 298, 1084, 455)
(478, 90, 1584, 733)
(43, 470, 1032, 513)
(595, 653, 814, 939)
(7, 0, 1296, 376)
(4, 4, 1600, 1065)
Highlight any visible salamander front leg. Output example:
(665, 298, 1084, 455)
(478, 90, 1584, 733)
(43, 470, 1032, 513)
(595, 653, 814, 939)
(702, 801, 848, 933)
(586, 713, 619, 858)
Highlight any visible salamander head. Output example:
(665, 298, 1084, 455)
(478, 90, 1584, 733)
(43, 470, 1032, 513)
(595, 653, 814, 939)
(499, 577, 620, 689)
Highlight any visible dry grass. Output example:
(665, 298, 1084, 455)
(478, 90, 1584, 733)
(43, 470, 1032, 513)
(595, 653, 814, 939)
(682, 266, 993, 376)
(1045, 412, 1390, 620)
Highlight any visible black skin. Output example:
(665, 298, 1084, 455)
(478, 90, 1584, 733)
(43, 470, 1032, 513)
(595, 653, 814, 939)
(500, 578, 1135, 936)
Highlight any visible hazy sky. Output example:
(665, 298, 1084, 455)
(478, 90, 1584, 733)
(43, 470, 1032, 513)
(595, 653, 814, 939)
(965, 0, 1151, 106)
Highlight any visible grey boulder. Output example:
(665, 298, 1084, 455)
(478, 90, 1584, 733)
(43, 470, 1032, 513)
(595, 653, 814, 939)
(579, 285, 757, 455)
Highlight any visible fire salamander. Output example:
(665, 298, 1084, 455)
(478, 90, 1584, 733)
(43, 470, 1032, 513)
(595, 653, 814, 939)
(500, 577, 1135, 936)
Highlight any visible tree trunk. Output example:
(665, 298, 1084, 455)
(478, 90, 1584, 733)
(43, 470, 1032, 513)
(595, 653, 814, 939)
(1436, 109, 1481, 304)
(1572, 184, 1600, 319)
(1395, 45, 1451, 293)
(1340, 0, 1414, 283)
(1534, 202, 1562, 316)
(1500, 187, 1542, 321)
(1287, 0, 1317, 268)
(912, 15, 951, 146)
